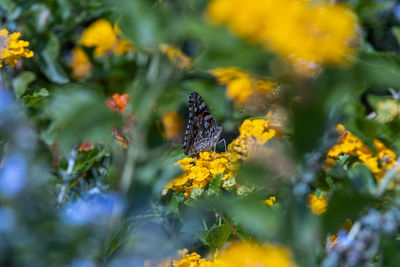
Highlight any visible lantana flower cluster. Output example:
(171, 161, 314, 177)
(158, 242, 296, 267)
(326, 124, 397, 180)
(164, 151, 237, 198)
(159, 44, 192, 70)
(227, 117, 280, 160)
(80, 19, 134, 57)
(70, 19, 134, 79)
(164, 116, 280, 197)
(207, 0, 358, 76)
(308, 194, 328, 215)
(210, 67, 276, 106)
(0, 29, 33, 68)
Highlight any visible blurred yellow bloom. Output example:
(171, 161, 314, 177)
(162, 111, 183, 141)
(80, 19, 134, 57)
(210, 67, 276, 106)
(213, 242, 296, 267)
(158, 242, 296, 267)
(207, 0, 358, 76)
(70, 47, 92, 79)
(326, 124, 397, 180)
(265, 196, 276, 207)
(159, 44, 192, 69)
(0, 29, 33, 68)
(229, 118, 277, 159)
(308, 194, 328, 215)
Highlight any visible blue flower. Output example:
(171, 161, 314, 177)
(0, 153, 27, 198)
(61, 189, 125, 226)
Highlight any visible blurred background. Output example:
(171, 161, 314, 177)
(1, 0, 400, 266)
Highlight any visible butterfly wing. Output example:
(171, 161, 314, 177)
(183, 92, 222, 155)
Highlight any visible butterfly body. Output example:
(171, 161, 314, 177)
(183, 92, 223, 156)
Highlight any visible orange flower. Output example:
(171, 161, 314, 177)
(106, 93, 130, 113)
(77, 141, 93, 151)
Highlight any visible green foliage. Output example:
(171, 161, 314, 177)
(1, 0, 400, 266)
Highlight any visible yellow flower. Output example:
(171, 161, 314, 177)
(207, 0, 358, 76)
(80, 19, 134, 57)
(157, 249, 212, 267)
(113, 39, 135, 55)
(159, 44, 192, 69)
(230, 118, 278, 159)
(187, 166, 210, 181)
(308, 194, 328, 215)
(157, 243, 296, 267)
(162, 111, 183, 141)
(213, 242, 297, 267)
(165, 151, 238, 197)
(0, 29, 33, 68)
(210, 67, 276, 106)
(69, 47, 92, 79)
(326, 125, 398, 180)
(265, 196, 276, 207)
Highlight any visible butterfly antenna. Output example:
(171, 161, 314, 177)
(217, 139, 229, 159)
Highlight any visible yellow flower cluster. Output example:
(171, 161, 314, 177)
(326, 124, 397, 180)
(159, 44, 192, 70)
(70, 47, 92, 79)
(0, 29, 33, 68)
(158, 242, 296, 267)
(227, 117, 278, 160)
(164, 117, 280, 197)
(210, 67, 276, 106)
(162, 111, 184, 142)
(207, 0, 358, 76)
(265, 196, 276, 207)
(308, 194, 328, 215)
(163, 151, 237, 198)
(80, 19, 134, 58)
(157, 249, 211, 267)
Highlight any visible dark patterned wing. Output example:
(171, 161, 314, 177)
(183, 92, 222, 155)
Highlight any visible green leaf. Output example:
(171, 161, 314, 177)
(73, 148, 110, 174)
(37, 33, 69, 84)
(116, 0, 163, 49)
(203, 224, 231, 249)
(20, 88, 49, 107)
(347, 164, 376, 194)
(323, 185, 375, 232)
(357, 51, 400, 88)
(206, 195, 279, 240)
(205, 173, 223, 198)
(12, 71, 36, 98)
(392, 27, 400, 46)
(43, 84, 122, 150)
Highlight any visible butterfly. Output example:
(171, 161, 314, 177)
(183, 92, 223, 156)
